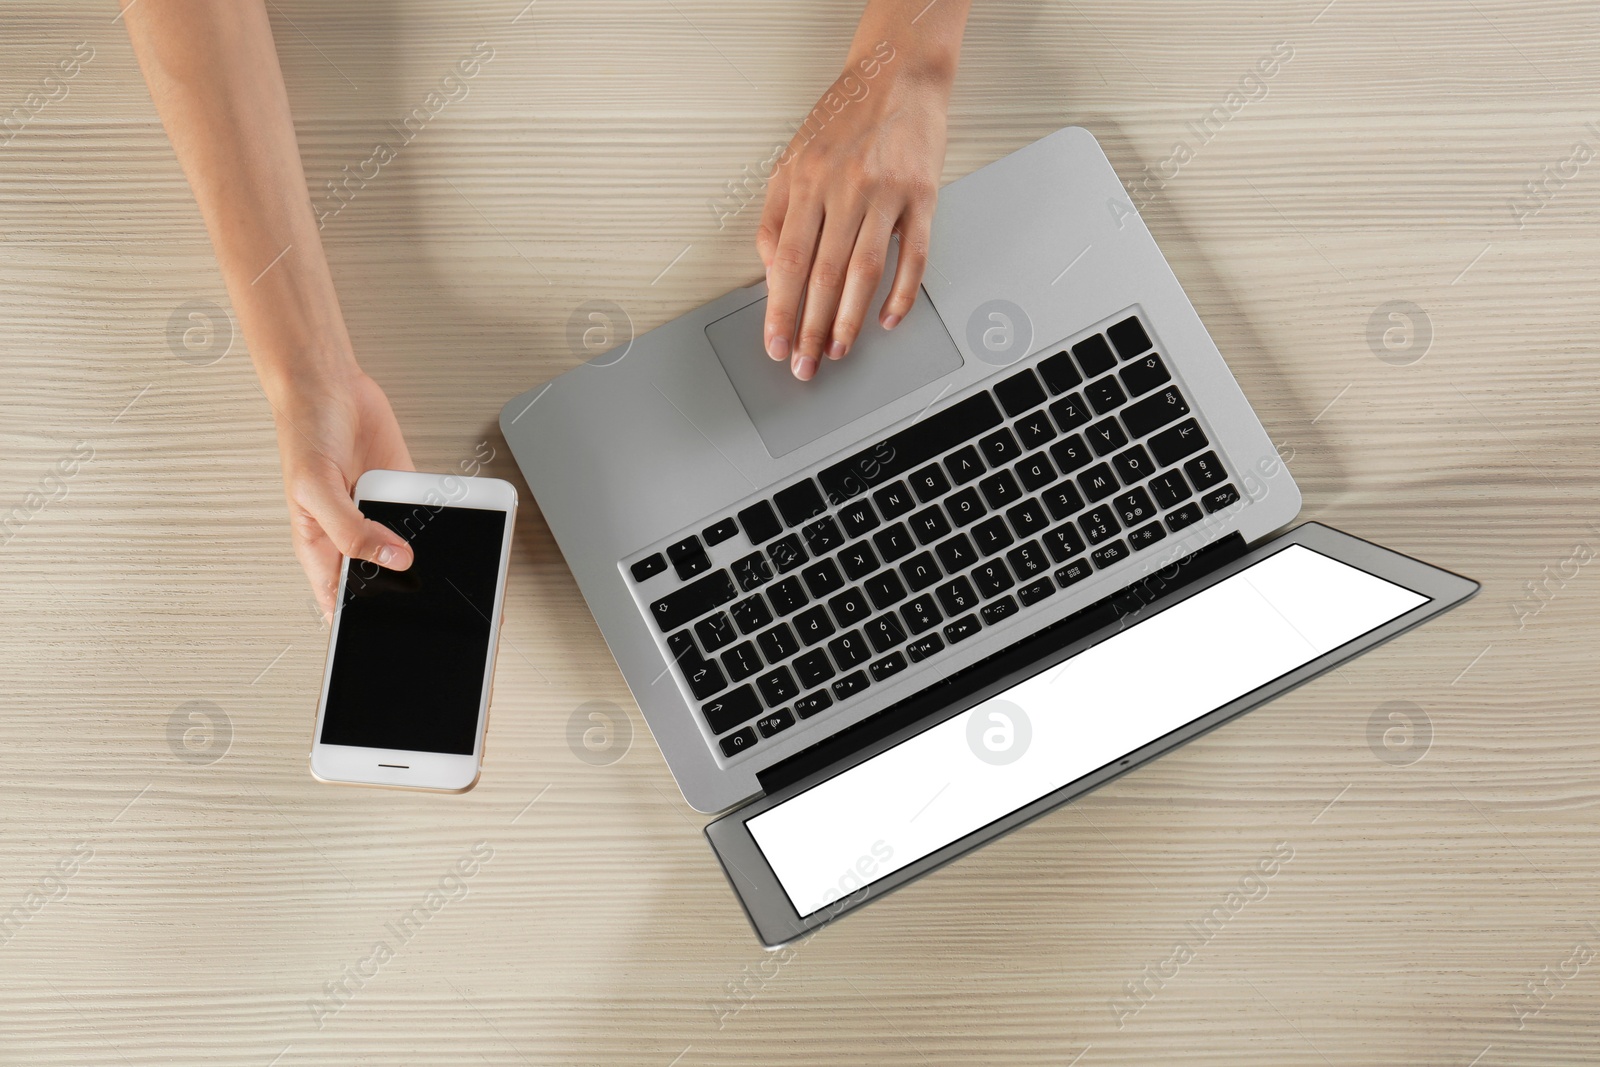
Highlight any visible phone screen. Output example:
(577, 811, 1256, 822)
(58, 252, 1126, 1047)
(319, 500, 509, 756)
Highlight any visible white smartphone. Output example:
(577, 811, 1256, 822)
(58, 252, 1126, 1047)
(310, 469, 517, 793)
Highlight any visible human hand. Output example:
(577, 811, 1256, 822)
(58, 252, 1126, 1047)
(266, 366, 416, 618)
(757, 43, 955, 382)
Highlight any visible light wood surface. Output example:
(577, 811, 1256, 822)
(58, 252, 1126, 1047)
(4, 2, 1599, 1063)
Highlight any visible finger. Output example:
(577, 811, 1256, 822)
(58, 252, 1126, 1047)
(793, 201, 868, 380)
(755, 159, 791, 275)
(289, 512, 344, 619)
(763, 194, 823, 366)
(296, 468, 415, 572)
(829, 210, 894, 361)
(881, 196, 935, 330)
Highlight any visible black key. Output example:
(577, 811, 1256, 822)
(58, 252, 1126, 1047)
(703, 517, 739, 546)
(1079, 504, 1121, 544)
(1049, 434, 1093, 475)
(720, 726, 758, 757)
(649, 570, 736, 633)
(1148, 470, 1193, 509)
(1128, 521, 1166, 550)
(1112, 444, 1155, 485)
(972, 516, 1015, 555)
(1055, 558, 1093, 588)
(1038, 350, 1082, 394)
(873, 481, 916, 520)
(1073, 334, 1118, 377)
(971, 560, 1015, 598)
(721, 641, 764, 682)
(828, 630, 871, 668)
(1077, 463, 1119, 502)
(757, 623, 800, 662)
(672, 638, 728, 701)
(936, 576, 979, 616)
(1150, 419, 1209, 467)
(775, 479, 827, 526)
(907, 633, 945, 662)
(1122, 386, 1190, 439)
(838, 499, 880, 539)
(909, 464, 951, 503)
(766, 576, 809, 616)
(1018, 577, 1056, 607)
(864, 569, 908, 610)
(995, 368, 1047, 416)
(667, 536, 711, 580)
(1203, 484, 1241, 512)
(865, 613, 907, 653)
(756, 708, 795, 738)
(1014, 410, 1058, 450)
(900, 594, 943, 634)
(1044, 522, 1086, 562)
(795, 690, 833, 718)
(1042, 480, 1086, 521)
(738, 500, 782, 545)
(899, 551, 942, 592)
(704, 685, 761, 735)
(695, 612, 737, 653)
(1084, 375, 1127, 415)
(909, 506, 952, 545)
(979, 428, 1022, 467)
(944, 613, 982, 643)
(1006, 499, 1049, 537)
(732, 552, 774, 592)
(935, 533, 979, 573)
(873, 522, 916, 562)
(839, 541, 879, 581)
(794, 649, 835, 688)
(801, 558, 846, 599)
(817, 390, 1003, 501)
(801, 516, 845, 556)
(945, 486, 987, 527)
(1113, 487, 1157, 527)
(631, 553, 667, 582)
(1087, 417, 1129, 456)
(831, 671, 871, 701)
(1184, 451, 1227, 490)
(793, 605, 836, 646)
(1050, 392, 1092, 432)
(944, 445, 986, 485)
(1015, 453, 1056, 492)
(979, 469, 1024, 509)
(828, 587, 872, 626)
(981, 595, 1019, 626)
(1166, 502, 1204, 532)
(1091, 540, 1130, 569)
(729, 595, 773, 635)
(1006, 540, 1050, 580)
(666, 628, 697, 660)
(756, 666, 799, 708)
(869, 652, 909, 682)
(1108, 315, 1152, 358)
(767, 533, 808, 574)
(1119, 352, 1170, 396)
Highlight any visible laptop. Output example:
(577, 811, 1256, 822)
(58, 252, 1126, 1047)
(500, 126, 1477, 944)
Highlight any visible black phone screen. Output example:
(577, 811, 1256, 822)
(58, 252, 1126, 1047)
(319, 500, 508, 755)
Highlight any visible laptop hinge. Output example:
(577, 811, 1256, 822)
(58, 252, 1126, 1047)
(756, 531, 1250, 798)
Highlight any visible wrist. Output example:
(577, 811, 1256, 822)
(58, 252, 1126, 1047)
(255, 345, 363, 406)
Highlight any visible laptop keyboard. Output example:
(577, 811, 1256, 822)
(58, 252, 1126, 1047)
(625, 312, 1243, 763)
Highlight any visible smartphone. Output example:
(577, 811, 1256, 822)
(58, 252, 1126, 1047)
(310, 469, 517, 792)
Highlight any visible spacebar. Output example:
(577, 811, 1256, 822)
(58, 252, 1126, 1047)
(817, 391, 1003, 502)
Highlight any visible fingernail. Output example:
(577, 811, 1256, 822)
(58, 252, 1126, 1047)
(768, 334, 789, 362)
(882, 313, 902, 330)
(793, 355, 818, 381)
(827, 340, 848, 360)
(377, 544, 409, 569)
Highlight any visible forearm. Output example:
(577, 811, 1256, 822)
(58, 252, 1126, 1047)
(851, 0, 971, 86)
(123, 0, 355, 400)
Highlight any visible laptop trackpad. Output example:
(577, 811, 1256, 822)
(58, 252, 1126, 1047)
(705, 271, 964, 458)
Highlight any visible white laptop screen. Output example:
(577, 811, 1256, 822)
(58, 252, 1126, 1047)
(746, 544, 1430, 918)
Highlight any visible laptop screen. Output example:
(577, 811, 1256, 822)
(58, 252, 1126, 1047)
(745, 543, 1430, 919)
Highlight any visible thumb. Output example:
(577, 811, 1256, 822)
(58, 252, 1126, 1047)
(299, 470, 415, 571)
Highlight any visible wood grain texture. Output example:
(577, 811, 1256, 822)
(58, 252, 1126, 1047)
(2, 1, 1598, 1063)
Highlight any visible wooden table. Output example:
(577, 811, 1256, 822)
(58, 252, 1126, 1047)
(4, 2, 1597, 1063)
